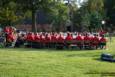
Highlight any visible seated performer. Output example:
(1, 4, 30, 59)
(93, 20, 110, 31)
(6, 32, 17, 47)
(26, 32, 35, 48)
(99, 35, 107, 49)
(76, 33, 83, 49)
(65, 32, 73, 46)
(83, 33, 91, 49)
(91, 34, 99, 49)
(56, 33, 64, 49)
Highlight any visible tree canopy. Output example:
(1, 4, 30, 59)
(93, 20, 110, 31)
(0, 0, 115, 32)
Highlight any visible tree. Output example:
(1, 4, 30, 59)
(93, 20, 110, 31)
(15, 0, 54, 32)
(0, 1, 19, 27)
(52, 2, 68, 31)
(81, 11, 90, 31)
(104, 0, 115, 30)
(36, 1, 69, 31)
(90, 11, 103, 30)
(86, 0, 104, 13)
(72, 0, 105, 31)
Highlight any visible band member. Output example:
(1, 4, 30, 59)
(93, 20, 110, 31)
(56, 33, 64, 49)
(33, 33, 40, 48)
(51, 33, 57, 48)
(76, 33, 83, 49)
(83, 33, 91, 49)
(45, 34, 51, 48)
(99, 35, 107, 49)
(6, 32, 17, 47)
(57, 33, 64, 44)
(26, 32, 35, 48)
(4, 26, 10, 34)
(34, 33, 40, 42)
(65, 32, 73, 48)
(91, 34, 99, 49)
(40, 33, 45, 48)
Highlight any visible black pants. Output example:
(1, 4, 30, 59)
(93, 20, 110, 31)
(5, 42, 12, 47)
(15, 40, 24, 47)
(56, 43, 64, 50)
(84, 43, 91, 49)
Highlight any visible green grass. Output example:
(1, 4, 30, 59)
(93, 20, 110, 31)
(0, 38, 115, 77)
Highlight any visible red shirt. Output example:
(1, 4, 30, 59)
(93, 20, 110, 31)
(40, 35, 45, 43)
(9, 27, 13, 33)
(65, 35, 73, 41)
(92, 36, 99, 43)
(45, 35, 51, 43)
(100, 37, 107, 43)
(4, 27, 10, 33)
(7, 33, 16, 42)
(34, 34, 40, 42)
(84, 36, 91, 43)
(57, 35, 64, 43)
(99, 31, 107, 36)
(91, 36, 99, 46)
(84, 36, 90, 41)
(51, 35, 57, 42)
(26, 33, 35, 42)
(76, 35, 83, 41)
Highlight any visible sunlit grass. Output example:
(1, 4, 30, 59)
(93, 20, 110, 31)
(0, 37, 115, 77)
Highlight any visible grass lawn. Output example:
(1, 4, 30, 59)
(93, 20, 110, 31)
(0, 38, 115, 77)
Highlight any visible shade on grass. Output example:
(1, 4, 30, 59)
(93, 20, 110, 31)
(0, 38, 115, 77)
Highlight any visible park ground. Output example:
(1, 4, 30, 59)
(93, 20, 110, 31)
(0, 38, 115, 77)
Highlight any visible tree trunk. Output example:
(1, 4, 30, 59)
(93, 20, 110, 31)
(32, 7, 37, 33)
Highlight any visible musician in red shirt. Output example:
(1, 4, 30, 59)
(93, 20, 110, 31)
(7, 33, 15, 42)
(4, 26, 15, 34)
(56, 33, 65, 49)
(99, 35, 107, 49)
(99, 30, 107, 36)
(65, 33, 73, 41)
(33, 33, 41, 48)
(26, 32, 35, 42)
(65, 32, 73, 48)
(9, 27, 14, 33)
(51, 33, 57, 48)
(39, 33, 45, 48)
(57, 34, 64, 43)
(26, 32, 35, 48)
(34, 33, 40, 42)
(4, 26, 10, 34)
(6, 32, 17, 47)
(76, 33, 83, 49)
(45, 33, 51, 48)
(83, 33, 91, 49)
(91, 34, 99, 49)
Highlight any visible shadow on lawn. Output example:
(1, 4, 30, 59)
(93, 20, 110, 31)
(94, 58, 102, 61)
(66, 54, 99, 58)
(85, 71, 102, 76)
(10, 48, 89, 52)
(0, 48, 102, 52)
(93, 58, 115, 63)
